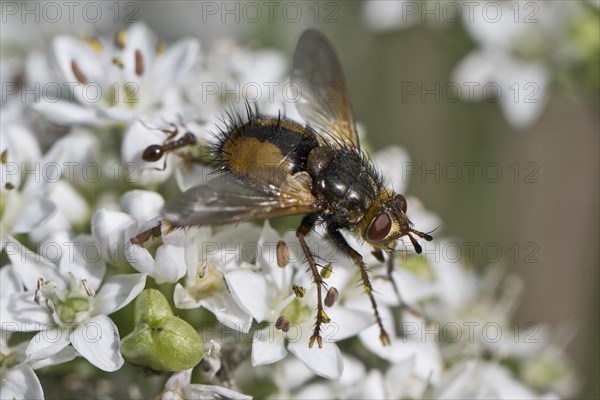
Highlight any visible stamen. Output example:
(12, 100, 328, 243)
(292, 285, 305, 298)
(276, 240, 289, 268)
(82, 279, 95, 297)
(34, 278, 44, 304)
(112, 57, 124, 69)
(116, 30, 127, 49)
(71, 60, 88, 84)
(324, 287, 339, 307)
(85, 37, 103, 53)
(198, 261, 208, 279)
(275, 316, 290, 332)
(1, 149, 8, 164)
(46, 298, 56, 313)
(134, 49, 144, 76)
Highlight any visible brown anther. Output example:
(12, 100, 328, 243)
(71, 60, 87, 84)
(276, 240, 289, 268)
(4, 183, 15, 190)
(275, 316, 290, 333)
(134, 49, 144, 76)
(324, 287, 339, 308)
(292, 285, 305, 298)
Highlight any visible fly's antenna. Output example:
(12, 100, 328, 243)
(406, 227, 434, 254)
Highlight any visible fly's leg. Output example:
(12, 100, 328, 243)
(130, 222, 162, 245)
(383, 251, 421, 317)
(296, 214, 326, 349)
(328, 228, 390, 346)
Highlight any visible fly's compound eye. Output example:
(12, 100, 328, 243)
(142, 145, 163, 162)
(366, 212, 392, 242)
(394, 194, 407, 214)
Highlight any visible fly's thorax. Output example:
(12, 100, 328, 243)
(307, 146, 380, 217)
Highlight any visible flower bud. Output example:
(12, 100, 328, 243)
(121, 289, 204, 371)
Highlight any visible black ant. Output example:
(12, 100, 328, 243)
(139, 119, 197, 171)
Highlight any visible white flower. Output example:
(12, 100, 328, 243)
(225, 222, 373, 380)
(0, 238, 146, 372)
(173, 224, 258, 331)
(34, 23, 199, 125)
(432, 360, 551, 400)
(453, 1, 587, 129)
(161, 368, 251, 400)
(183, 40, 288, 116)
(452, 48, 550, 129)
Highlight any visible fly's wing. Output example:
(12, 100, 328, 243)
(292, 29, 360, 149)
(161, 172, 319, 227)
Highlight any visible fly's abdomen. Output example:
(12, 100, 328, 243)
(216, 117, 319, 188)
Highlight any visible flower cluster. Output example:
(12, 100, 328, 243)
(1, 23, 577, 399)
(363, 0, 599, 129)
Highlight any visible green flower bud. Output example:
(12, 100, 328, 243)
(133, 289, 173, 324)
(121, 289, 204, 372)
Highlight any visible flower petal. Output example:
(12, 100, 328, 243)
(288, 338, 343, 380)
(93, 273, 147, 315)
(187, 384, 252, 400)
(29, 345, 78, 369)
(251, 327, 287, 366)
(151, 38, 200, 95)
(0, 363, 44, 400)
(225, 269, 270, 322)
(126, 242, 155, 275)
(6, 238, 63, 291)
(324, 306, 374, 342)
(0, 292, 54, 331)
(12, 197, 57, 234)
(33, 100, 101, 125)
(153, 244, 187, 284)
(120, 190, 164, 221)
(70, 315, 124, 372)
(26, 326, 71, 361)
(91, 209, 135, 264)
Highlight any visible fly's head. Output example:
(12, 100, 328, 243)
(361, 192, 433, 253)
